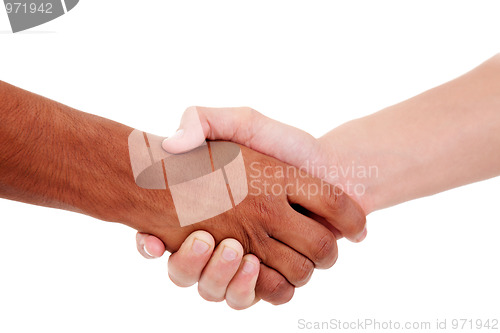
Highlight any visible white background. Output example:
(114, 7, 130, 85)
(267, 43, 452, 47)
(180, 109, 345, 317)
(1, 1, 499, 332)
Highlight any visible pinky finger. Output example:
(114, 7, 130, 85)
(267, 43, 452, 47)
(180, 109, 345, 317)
(225, 254, 261, 310)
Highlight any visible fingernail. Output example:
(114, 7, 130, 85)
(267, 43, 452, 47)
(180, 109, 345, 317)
(222, 246, 237, 261)
(192, 239, 210, 255)
(242, 260, 255, 274)
(143, 244, 154, 258)
(166, 129, 184, 141)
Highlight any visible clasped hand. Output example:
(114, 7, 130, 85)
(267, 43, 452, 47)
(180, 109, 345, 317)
(136, 106, 367, 309)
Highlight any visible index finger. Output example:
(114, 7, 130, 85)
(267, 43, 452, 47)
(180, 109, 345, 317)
(286, 171, 367, 242)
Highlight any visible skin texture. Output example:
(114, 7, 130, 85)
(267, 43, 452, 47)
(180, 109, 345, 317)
(0, 81, 366, 304)
(320, 53, 500, 212)
(140, 53, 500, 309)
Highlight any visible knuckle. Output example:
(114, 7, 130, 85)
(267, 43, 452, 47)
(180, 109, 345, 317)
(249, 198, 281, 226)
(312, 232, 336, 265)
(247, 236, 270, 263)
(262, 278, 294, 305)
(254, 199, 276, 218)
(322, 184, 344, 211)
(244, 106, 259, 118)
(269, 277, 291, 299)
(292, 257, 314, 287)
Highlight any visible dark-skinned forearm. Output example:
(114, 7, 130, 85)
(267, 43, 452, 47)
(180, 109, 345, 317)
(0, 81, 178, 239)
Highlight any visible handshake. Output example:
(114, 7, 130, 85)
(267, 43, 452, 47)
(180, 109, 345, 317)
(2, 56, 499, 311)
(133, 106, 368, 309)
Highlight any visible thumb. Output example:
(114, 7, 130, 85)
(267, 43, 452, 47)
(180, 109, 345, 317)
(162, 106, 319, 169)
(162, 106, 206, 154)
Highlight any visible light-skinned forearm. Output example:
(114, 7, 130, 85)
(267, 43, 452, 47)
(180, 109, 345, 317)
(318, 54, 500, 213)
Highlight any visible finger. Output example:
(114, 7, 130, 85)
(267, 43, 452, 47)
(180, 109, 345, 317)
(167, 231, 215, 287)
(291, 204, 343, 240)
(136, 232, 166, 259)
(286, 173, 367, 243)
(268, 208, 338, 269)
(255, 264, 294, 305)
(162, 106, 318, 168)
(258, 239, 314, 288)
(162, 106, 206, 153)
(303, 209, 344, 240)
(225, 254, 260, 310)
(198, 239, 244, 302)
